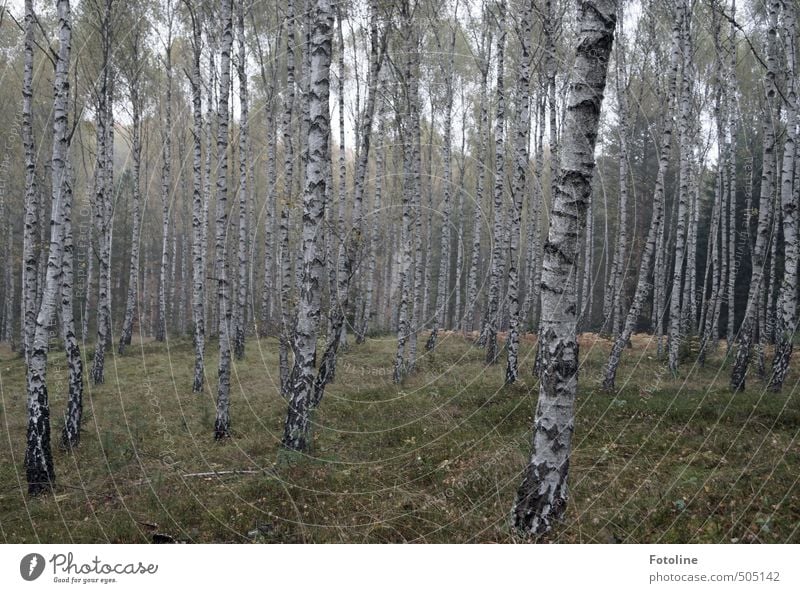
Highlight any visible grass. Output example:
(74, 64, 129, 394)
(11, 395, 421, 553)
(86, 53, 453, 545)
(0, 330, 798, 543)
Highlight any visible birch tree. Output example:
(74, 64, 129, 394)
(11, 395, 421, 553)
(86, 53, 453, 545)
(770, 0, 797, 391)
(483, 0, 507, 365)
(118, 23, 145, 354)
(602, 5, 681, 391)
(186, 0, 206, 391)
(60, 156, 84, 450)
(26, 0, 72, 494)
(513, 0, 616, 535)
(21, 0, 39, 368)
(213, 0, 234, 439)
(234, 0, 250, 360)
(463, 15, 492, 334)
(667, 0, 692, 375)
(426, 6, 458, 353)
(505, 0, 533, 383)
(393, 2, 421, 382)
(278, 0, 297, 395)
(90, 0, 115, 385)
(731, 0, 779, 392)
(281, 0, 334, 452)
(157, 1, 174, 343)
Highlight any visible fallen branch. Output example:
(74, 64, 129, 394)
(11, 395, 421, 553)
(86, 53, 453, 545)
(181, 469, 266, 479)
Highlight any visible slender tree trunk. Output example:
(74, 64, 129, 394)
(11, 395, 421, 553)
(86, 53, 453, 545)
(426, 20, 457, 353)
(505, 0, 532, 383)
(603, 7, 681, 391)
(21, 0, 39, 367)
(668, 1, 692, 374)
(464, 24, 492, 334)
(187, 3, 206, 392)
(453, 109, 468, 330)
(157, 10, 173, 343)
(119, 34, 144, 354)
(393, 9, 420, 383)
(278, 0, 297, 396)
(731, 0, 779, 392)
(771, 0, 798, 390)
(61, 156, 84, 450)
(91, 0, 114, 386)
(234, 0, 250, 360)
(82, 220, 93, 340)
(513, 0, 616, 535)
(204, 42, 216, 342)
(608, 9, 629, 339)
(484, 0, 507, 365)
(523, 96, 546, 331)
(214, 0, 234, 439)
(313, 0, 383, 399)
(281, 0, 334, 452)
(26, 0, 72, 495)
(726, 0, 739, 349)
(358, 108, 385, 343)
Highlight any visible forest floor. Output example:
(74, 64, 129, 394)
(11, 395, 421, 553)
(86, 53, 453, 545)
(0, 331, 798, 543)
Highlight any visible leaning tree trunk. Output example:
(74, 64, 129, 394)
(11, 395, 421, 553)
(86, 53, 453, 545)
(26, 0, 72, 495)
(281, 0, 334, 452)
(770, 0, 798, 392)
(512, 0, 616, 536)
(505, 0, 532, 384)
(214, 0, 234, 439)
(731, 0, 779, 392)
(602, 5, 681, 392)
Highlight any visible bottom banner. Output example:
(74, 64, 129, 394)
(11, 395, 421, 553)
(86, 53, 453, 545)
(1, 544, 797, 592)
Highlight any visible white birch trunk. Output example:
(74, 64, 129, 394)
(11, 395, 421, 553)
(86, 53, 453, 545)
(21, 0, 39, 367)
(234, 0, 250, 360)
(187, 4, 206, 391)
(281, 0, 334, 451)
(513, 0, 616, 535)
(278, 0, 297, 396)
(770, 10, 797, 389)
(505, 0, 532, 383)
(119, 29, 145, 354)
(214, 0, 234, 439)
(731, 0, 779, 392)
(667, 1, 692, 374)
(26, 0, 72, 494)
(484, 0, 507, 365)
(602, 6, 681, 391)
